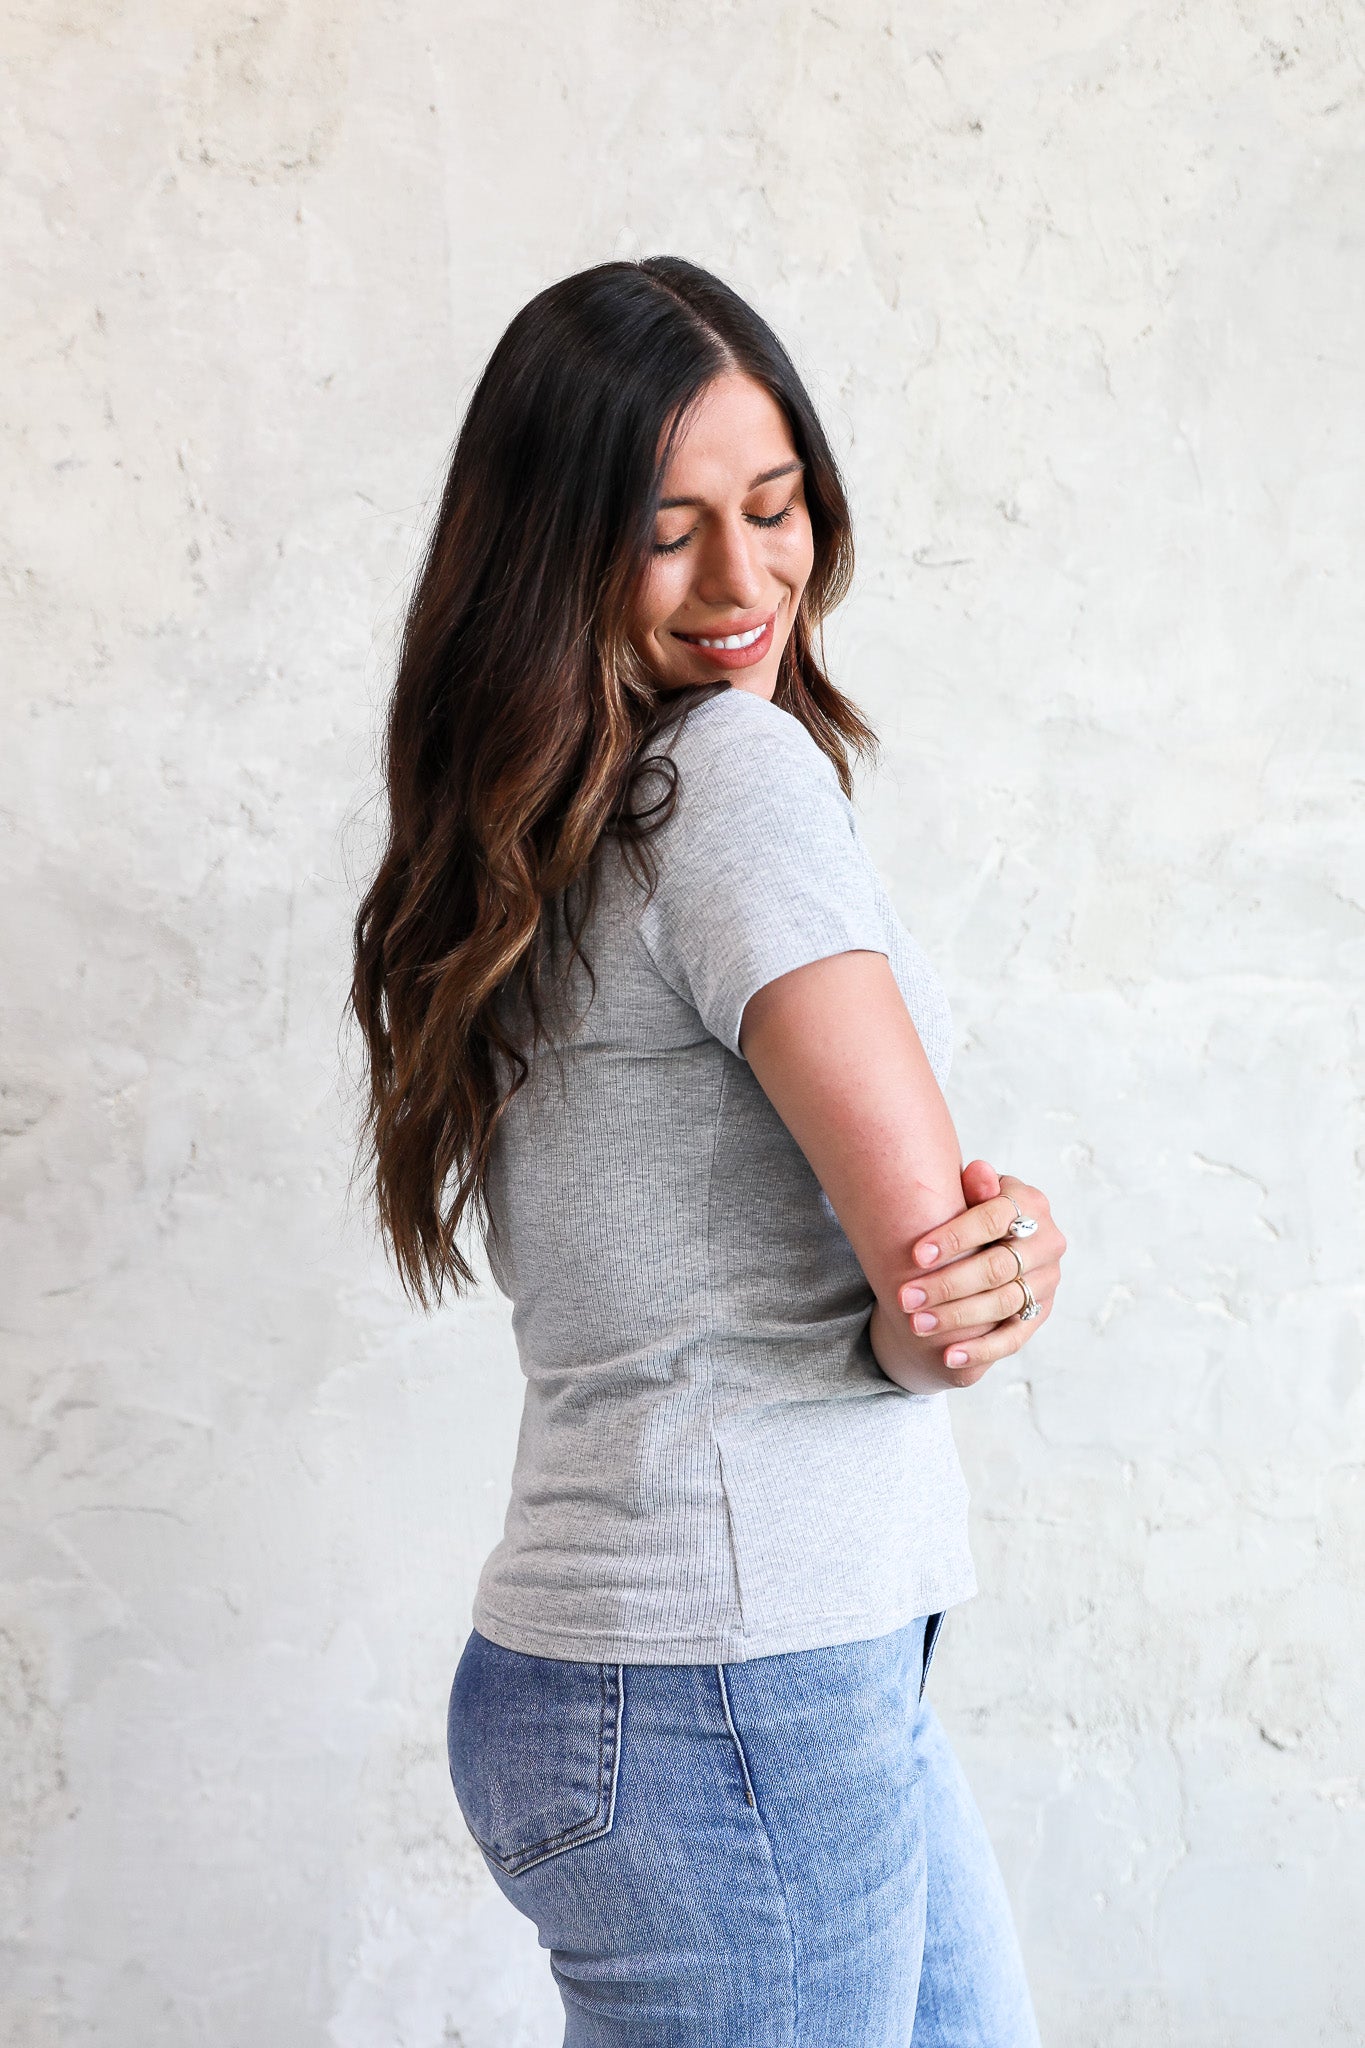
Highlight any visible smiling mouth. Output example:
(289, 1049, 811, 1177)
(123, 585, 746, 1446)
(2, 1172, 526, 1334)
(674, 619, 770, 651)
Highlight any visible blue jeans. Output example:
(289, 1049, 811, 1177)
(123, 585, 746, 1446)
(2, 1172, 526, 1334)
(447, 1613, 1041, 2046)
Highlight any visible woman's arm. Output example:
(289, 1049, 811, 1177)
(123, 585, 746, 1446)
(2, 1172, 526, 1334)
(739, 949, 1012, 1393)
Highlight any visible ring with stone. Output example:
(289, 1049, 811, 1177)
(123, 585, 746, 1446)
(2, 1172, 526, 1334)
(1015, 1276, 1040, 1321)
(1005, 1195, 1038, 1239)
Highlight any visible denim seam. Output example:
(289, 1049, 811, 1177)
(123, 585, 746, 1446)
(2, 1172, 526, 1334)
(715, 1662, 757, 1809)
(716, 1665, 799, 2044)
(481, 1663, 623, 1875)
(606, 1662, 625, 1822)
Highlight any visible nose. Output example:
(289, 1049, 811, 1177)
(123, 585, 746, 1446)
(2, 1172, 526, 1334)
(693, 513, 765, 612)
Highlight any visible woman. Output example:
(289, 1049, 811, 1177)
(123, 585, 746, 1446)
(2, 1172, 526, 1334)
(350, 256, 1066, 2045)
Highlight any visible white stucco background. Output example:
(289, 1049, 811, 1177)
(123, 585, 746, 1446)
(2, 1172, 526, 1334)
(3, 2, 1363, 2042)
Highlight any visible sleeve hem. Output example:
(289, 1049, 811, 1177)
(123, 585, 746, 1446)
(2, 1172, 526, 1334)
(722, 931, 891, 1063)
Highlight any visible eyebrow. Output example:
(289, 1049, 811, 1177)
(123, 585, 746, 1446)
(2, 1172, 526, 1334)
(658, 459, 804, 511)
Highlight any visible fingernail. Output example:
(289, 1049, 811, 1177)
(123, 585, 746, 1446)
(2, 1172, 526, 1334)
(912, 1312, 938, 1333)
(946, 1348, 969, 1367)
(900, 1286, 927, 1310)
(916, 1243, 940, 1265)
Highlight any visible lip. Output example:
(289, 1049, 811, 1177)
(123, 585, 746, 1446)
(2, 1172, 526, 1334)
(669, 612, 776, 670)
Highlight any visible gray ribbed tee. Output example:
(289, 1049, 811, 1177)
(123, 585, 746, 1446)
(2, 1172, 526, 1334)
(472, 685, 976, 1664)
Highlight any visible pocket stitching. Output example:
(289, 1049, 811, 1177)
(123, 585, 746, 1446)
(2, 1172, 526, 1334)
(474, 1662, 623, 1876)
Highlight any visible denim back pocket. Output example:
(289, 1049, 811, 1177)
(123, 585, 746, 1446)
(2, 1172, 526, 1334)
(446, 1629, 623, 1876)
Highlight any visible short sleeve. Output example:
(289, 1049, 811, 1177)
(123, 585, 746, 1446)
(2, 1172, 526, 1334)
(637, 694, 890, 1060)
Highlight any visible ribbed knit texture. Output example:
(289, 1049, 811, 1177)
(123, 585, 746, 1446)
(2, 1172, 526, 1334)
(472, 687, 977, 1663)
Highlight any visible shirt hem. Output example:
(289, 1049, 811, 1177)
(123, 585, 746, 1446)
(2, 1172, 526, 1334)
(470, 1566, 978, 1666)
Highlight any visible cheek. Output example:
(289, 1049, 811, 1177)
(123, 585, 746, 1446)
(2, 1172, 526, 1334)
(775, 515, 815, 595)
(634, 558, 686, 640)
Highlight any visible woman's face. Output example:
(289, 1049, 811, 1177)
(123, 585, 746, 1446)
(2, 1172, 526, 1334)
(632, 371, 815, 701)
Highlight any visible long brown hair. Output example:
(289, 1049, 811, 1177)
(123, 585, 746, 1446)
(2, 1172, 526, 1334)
(349, 256, 877, 1307)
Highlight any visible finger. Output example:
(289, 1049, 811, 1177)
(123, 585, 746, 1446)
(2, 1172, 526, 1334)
(907, 1274, 1038, 1336)
(931, 1268, 1058, 1337)
(941, 1316, 1033, 1373)
(959, 1158, 1002, 1207)
(910, 1192, 1021, 1268)
(998, 1173, 1050, 1219)
(899, 1238, 1034, 1315)
(920, 1283, 1057, 1341)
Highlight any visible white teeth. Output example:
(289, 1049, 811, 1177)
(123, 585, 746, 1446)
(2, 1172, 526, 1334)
(686, 621, 767, 650)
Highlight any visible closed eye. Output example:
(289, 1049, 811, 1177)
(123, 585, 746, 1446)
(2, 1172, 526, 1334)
(651, 496, 799, 556)
(747, 501, 795, 530)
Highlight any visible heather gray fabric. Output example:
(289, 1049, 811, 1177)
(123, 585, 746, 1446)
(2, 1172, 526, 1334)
(472, 685, 976, 1663)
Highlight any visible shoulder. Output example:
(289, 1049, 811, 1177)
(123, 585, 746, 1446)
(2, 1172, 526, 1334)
(629, 689, 862, 900)
(661, 687, 845, 798)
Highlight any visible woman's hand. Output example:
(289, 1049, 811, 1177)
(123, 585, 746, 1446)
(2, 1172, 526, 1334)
(870, 1160, 1067, 1393)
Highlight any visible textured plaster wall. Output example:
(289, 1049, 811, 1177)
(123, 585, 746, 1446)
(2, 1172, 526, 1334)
(3, 1, 1363, 2042)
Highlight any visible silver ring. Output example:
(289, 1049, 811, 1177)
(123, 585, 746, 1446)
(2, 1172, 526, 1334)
(1015, 1276, 1040, 1321)
(1005, 1195, 1038, 1240)
(1004, 1244, 1026, 1283)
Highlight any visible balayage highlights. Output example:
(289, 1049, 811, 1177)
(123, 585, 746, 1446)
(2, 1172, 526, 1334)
(349, 256, 876, 1306)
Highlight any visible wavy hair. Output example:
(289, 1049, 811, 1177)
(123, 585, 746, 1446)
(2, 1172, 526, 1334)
(349, 256, 877, 1306)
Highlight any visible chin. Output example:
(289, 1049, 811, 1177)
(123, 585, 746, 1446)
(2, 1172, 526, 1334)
(731, 672, 778, 701)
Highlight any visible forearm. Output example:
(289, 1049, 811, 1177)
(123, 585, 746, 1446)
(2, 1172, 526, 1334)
(740, 953, 993, 1383)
